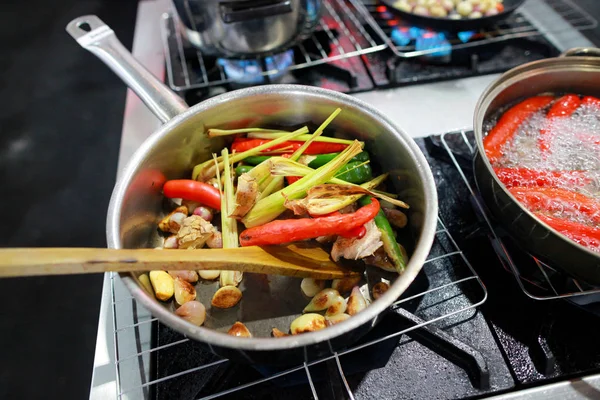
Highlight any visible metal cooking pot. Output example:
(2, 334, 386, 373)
(172, 0, 321, 57)
(473, 47, 600, 286)
(66, 15, 438, 364)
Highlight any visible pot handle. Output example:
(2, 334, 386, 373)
(560, 47, 600, 58)
(220, 0, 293, 23)
(66, 15, 188, 124)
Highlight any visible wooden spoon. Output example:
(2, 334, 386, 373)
(0, 244, 359, 279)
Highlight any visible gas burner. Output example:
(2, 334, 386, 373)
(216, 50, 295, 86)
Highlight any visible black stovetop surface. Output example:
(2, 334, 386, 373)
(149, 132, 600, 400)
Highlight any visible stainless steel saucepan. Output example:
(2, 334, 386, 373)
(172, 0, 322, 57)
(473, 48, 600, 286)
(66, 15, 438, 364)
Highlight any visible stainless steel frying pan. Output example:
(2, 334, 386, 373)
(66, 15, 438, 364)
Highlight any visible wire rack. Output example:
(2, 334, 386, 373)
(364, 0, 598, 58)
(440, 130, 600, 301)
(162, 0, 387, 91)
(109, 215, 488, 399)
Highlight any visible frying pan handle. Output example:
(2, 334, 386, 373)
(560, 47, 600, 58)
(66, 15, 188, 124)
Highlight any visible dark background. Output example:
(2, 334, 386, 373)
(1, 0, 599, 399)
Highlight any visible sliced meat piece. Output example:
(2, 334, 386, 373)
(177, 215, 217, 249)
(231, 173, 259, 218)
(331, 220, 382, 262)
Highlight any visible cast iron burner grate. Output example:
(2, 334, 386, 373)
(364, 0, 597, 58)
(161, 0, 387, 93)
(434, 130, 600, 302)
(424, 130, 600, 385)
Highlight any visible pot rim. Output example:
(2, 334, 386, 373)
(106, 84, 439, 351)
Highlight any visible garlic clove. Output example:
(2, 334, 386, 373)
(220, 270, 243, 287)
(325, 313, 351, 326)
(211, 286, 242, 308)
(174, 277, 197, 305)
(325, 295, 347, 317)
(138, 273, 155, 298)
(300, 278, 326, 297)
(347, 286, 367, 316)
(303, 288, 341, 313)
(149, 271, 174, 301)
(168, 270, 198, 283)
(228, 321, 252, 337)
(331, 276, 362, 294)
(175, 301, 206, 326)
(198, 270, 221, 280)
(272, 328, 289, 337)
(290, 313, 326, 335)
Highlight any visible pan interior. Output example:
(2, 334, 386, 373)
(111, 88, 434, 340)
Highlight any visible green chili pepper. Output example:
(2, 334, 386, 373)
(336, 161, 372, 184)
(307, 151, 370, 169)
(358, 196, 406, 273)
(243, 155, 272, 166)
(235, 165, 254, 176)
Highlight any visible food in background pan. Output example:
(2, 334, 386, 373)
(142, 109, 411, 337)
(393, 0, 505, 19)
(483, 94, 600, 253)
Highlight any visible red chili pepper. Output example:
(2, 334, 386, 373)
(582, 96, 600, 108)
(534, 213, 600, 249)
(239, 198, 380, 246)
(340, 225, 367, 239)
(509, 186, 600, 224)
(494, 167, 590, 188)
(232, 138, 347, 155)
(538, 94, 581, 152)
(285, 176, 301, 185)
(483, 96, 554, 163)
(163, 180, 221, 210)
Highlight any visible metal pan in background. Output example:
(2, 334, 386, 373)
(473, 47, 600, 287)
(65, 16, 438, 364)
(379, 0, 526, 32)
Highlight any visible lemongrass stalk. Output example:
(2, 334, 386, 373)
(242, 140, 364, 228)
(258, 108, 342, 201)
(270, 159, 407, 212)
(220, 148, 241, 287)
(192, 128, 305, 181)
(249, 132, 359, 145)
(208, 128, 286, 137)
(220, 148, 238, 249)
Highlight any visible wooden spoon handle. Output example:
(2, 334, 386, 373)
(0, 245, 358, 279)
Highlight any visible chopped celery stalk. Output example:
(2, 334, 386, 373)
(248, 132, 359, 145)
(258, 108, 341, 201)
(192, 128, 306, 181)
(241, 140, 364, 228)
(220, 148, 238, 249)
(208, 128, 284, 137)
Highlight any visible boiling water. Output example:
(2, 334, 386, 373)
(490, 98, 600, 252)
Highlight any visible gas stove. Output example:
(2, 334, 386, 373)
(89, 1, 600, 399)
(161, 0, 594, 103)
